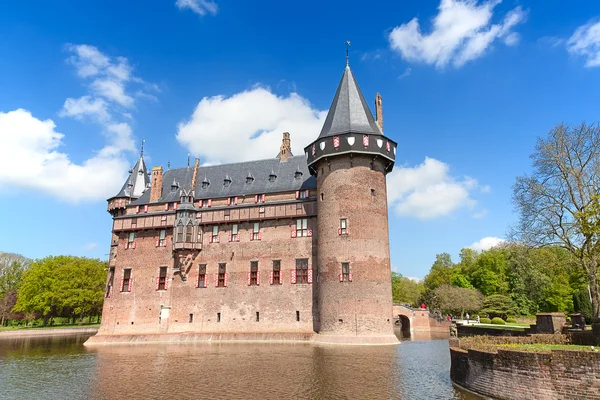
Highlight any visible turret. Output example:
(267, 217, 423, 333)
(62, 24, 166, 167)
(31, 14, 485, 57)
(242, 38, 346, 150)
(304, 64, 398, 344)
(107, 146, 150, 217)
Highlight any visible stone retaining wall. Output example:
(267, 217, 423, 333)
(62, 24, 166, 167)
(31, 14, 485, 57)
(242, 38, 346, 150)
(450, 346, 600, 399)
(0, 327, 99, 338)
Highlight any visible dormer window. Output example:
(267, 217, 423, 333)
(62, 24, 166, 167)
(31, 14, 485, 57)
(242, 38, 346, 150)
(268, 170, 277, 182)
(294, 168, 303, 179)
(202, 177, 210, 189)
(246, 173, 254, 184)
(171, 180, 179, 192)
(224, 175, 232, 187)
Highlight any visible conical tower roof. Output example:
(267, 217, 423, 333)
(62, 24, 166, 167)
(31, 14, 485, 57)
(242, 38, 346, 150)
(108, 154, 150, 200)
(318, 65, 382, 139)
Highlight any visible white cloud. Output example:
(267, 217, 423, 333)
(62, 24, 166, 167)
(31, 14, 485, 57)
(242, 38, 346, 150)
(387, 157, 487, 219)
(398, 67, 412, 79)
(176, 0, 218, 16)
(469, 236, 505, 251)
(472, 209, 489, 219)
(0, 109, 128, 202)
(59, 96, 109, 121)
(567, 19, 600, 67)
(91, 79, 134, 107)
(84, 242, 99, 251)
(176, 86, 327, 164)
(388, 0, 526, 68)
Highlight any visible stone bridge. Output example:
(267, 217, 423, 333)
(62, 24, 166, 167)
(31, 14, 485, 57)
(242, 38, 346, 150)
(393, 304, 450, 338)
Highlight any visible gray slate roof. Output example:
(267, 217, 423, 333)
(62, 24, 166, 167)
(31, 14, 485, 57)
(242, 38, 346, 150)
(108, 155, 149, 201)
(131, 155, 315, 205)
(317, 65, 383, 139)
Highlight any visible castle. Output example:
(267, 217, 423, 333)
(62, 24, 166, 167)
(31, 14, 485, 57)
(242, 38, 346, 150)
(87, 63, 399, 345)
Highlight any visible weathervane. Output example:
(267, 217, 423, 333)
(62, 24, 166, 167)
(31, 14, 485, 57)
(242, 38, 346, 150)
(140, 139, 145, 157)
(345, 40, 351, 66)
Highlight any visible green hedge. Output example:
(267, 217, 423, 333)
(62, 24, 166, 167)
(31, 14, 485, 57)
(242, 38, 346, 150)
(480, 317, 491, 324)
(506, 318, 517, 324)
(491, 317, 506, 325)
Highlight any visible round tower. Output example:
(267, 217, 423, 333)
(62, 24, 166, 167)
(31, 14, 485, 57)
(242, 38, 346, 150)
(305, 65, 398, 344)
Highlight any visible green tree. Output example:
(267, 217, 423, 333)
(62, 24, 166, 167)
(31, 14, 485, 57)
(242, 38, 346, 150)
(0, 252, 29, 325)
(481, 294, 517, 320)
(14, 256, 106, 324)
(512, 123, 600, 317)
(423, 253, 454, 290)
(391, 272, 424, 306)
(573, 289, 593, 323)
(433, 284, 483, 317)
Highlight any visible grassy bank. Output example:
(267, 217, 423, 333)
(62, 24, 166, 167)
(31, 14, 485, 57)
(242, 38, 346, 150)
(0, 322, 100, 331)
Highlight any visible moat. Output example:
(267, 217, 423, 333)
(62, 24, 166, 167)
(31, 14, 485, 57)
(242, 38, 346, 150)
(0, 331, 478, 400)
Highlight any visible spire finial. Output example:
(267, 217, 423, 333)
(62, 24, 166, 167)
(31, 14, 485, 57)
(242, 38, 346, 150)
(140, 139, 145, 157)
(345, 40, 351, 66)
(187, 153, 190, 167)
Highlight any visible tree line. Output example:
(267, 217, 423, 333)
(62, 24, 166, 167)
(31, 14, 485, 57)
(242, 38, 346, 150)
(0, 252, 106, 326)
(393, 122, 600, 322)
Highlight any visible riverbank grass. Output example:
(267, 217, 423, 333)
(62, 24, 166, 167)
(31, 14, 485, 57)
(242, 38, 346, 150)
(0, 322, 100, 331)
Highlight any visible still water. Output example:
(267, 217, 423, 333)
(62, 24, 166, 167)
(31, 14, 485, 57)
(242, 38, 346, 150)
(0, 332, 477, 400)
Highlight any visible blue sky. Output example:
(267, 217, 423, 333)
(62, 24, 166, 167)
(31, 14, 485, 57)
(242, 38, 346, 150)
(2, 0, 600, 279)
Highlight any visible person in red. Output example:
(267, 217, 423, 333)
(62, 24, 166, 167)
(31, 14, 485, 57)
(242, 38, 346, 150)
(421, 303, 426, 309)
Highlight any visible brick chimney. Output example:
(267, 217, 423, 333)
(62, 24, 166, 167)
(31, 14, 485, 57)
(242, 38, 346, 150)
(279, 132, 292, 162)
(191, 158, 200, 190)
(375, 93, 383, 133)
(150, 166, 163, 202)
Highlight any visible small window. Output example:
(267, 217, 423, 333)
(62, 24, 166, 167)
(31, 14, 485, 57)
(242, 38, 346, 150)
(189, 314, 194, 323)
(296, 311, 300, 322)
(296, 203, 303, 211)
(320, 193, 324, 201)
(296, 259, 309, 284)
(196, 227, 202, 243)
(296, 219, 308, 237)
(218, 263, 226, 287)
(250, 261, 258, 286)
(217, 312, 221, 322)
(231, 224, 239, 241)
(159, 229, 166, 246)
(122, 268, 132, 292)
(128, 232, 135, 244)
(224, 209, 230, 217)
(131, 217, 137, 226)
(371, 189, 375, 197)
(272, 260, 281, 285)
(339, 219, 348, 235)
(299, 190, 309, 199)
(252, 222, 260, 240)
(161, 215, 167, 226)
(229, 196, 235, 205)
(158, 266, 168, 290)
(212, 225, 219, 242)
(256, 312, 260, 322)
(198, 264, 207, 288)
(341, 262, 350, 282)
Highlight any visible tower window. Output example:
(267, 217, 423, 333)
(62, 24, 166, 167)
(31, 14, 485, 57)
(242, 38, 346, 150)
(231, 224, 239, 241)
(256, 312, 260, 322)
(177, 223, 184, 242)
(339, 219, 348, 235)
(217, 312, 221, 322)
(131, 217, 137, 227)
(371, 189, 375, 197)
(189, 314, 194, 323)
(341, 262, 350, 282)
(296, 311, 300, 322)
(121, 268, 132, 292)
(320, 193, 324, 201)
(105, 267, 115, 298)
(211, 225, 219, 243)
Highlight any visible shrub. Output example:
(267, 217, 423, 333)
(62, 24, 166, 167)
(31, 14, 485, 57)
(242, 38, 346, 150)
(480, 317, 491, 324)
(506, 318, 517, 324)
(491, 317, 506, 325)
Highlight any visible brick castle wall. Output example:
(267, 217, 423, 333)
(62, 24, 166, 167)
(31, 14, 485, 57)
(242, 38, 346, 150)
(450, 346, 600, 399)
(100, 217, 316, 336)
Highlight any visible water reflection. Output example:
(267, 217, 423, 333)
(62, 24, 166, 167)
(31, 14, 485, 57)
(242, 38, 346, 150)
(0, 333, 477, 400)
